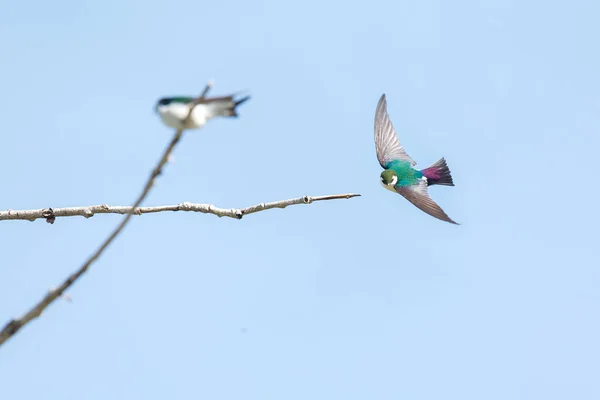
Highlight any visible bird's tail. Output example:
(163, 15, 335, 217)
(421, 157, 455, 186)
(204, 94, 251, 118)
(226, 95, 251, 117)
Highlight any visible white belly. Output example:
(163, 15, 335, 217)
(157, 103, 208, 129)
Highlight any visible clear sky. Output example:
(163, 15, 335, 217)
(1, 0, 599, 398)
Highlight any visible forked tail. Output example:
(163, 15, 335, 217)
(227, 95, 251, 117)
(421, 157, 455, 186)
(207, 94, 251, 118)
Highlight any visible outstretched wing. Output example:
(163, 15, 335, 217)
(374, 94, 416, 168)
(395, 180, 458, 224)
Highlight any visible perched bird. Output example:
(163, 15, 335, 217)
(374, 94, 458, 224)
(155, 93, 250, 129)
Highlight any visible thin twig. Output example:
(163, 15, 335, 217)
(0, 83, 213, 347)
(0, 194, 361, 222)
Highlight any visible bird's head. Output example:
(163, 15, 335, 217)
(154, 97, 196, 113)
(154, 98, 173, 113)
(380, 169, 398, 186)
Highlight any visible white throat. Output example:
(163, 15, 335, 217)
(380, 175, 398, 192)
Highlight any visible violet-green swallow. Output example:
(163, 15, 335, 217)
(155, 93, 250, 129)
(375, 94, 458, 224)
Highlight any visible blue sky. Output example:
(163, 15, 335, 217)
(1, 0, 599, 398)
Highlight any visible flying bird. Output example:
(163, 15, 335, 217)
(155, 92, 250, 129)
(374, 94, 458, 224)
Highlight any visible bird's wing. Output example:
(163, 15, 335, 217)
(196, 95, 235, 104)
(374, 94, 416, 168)
(196, 95, 241, 118)
(395, 180, 458, 224)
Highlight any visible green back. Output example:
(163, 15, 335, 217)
(166, 97, 195, 104)
(386, 160, 423, 187)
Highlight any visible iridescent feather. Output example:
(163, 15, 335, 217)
(374, 94, 458, 225)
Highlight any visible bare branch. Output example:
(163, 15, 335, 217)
(197, 80, 213, 100)
(0, 83, 213, 347)
(0, 194, 361, 222)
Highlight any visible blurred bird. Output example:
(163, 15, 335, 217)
(155, 92, 250, 129)
(374, 94, 459, 224)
